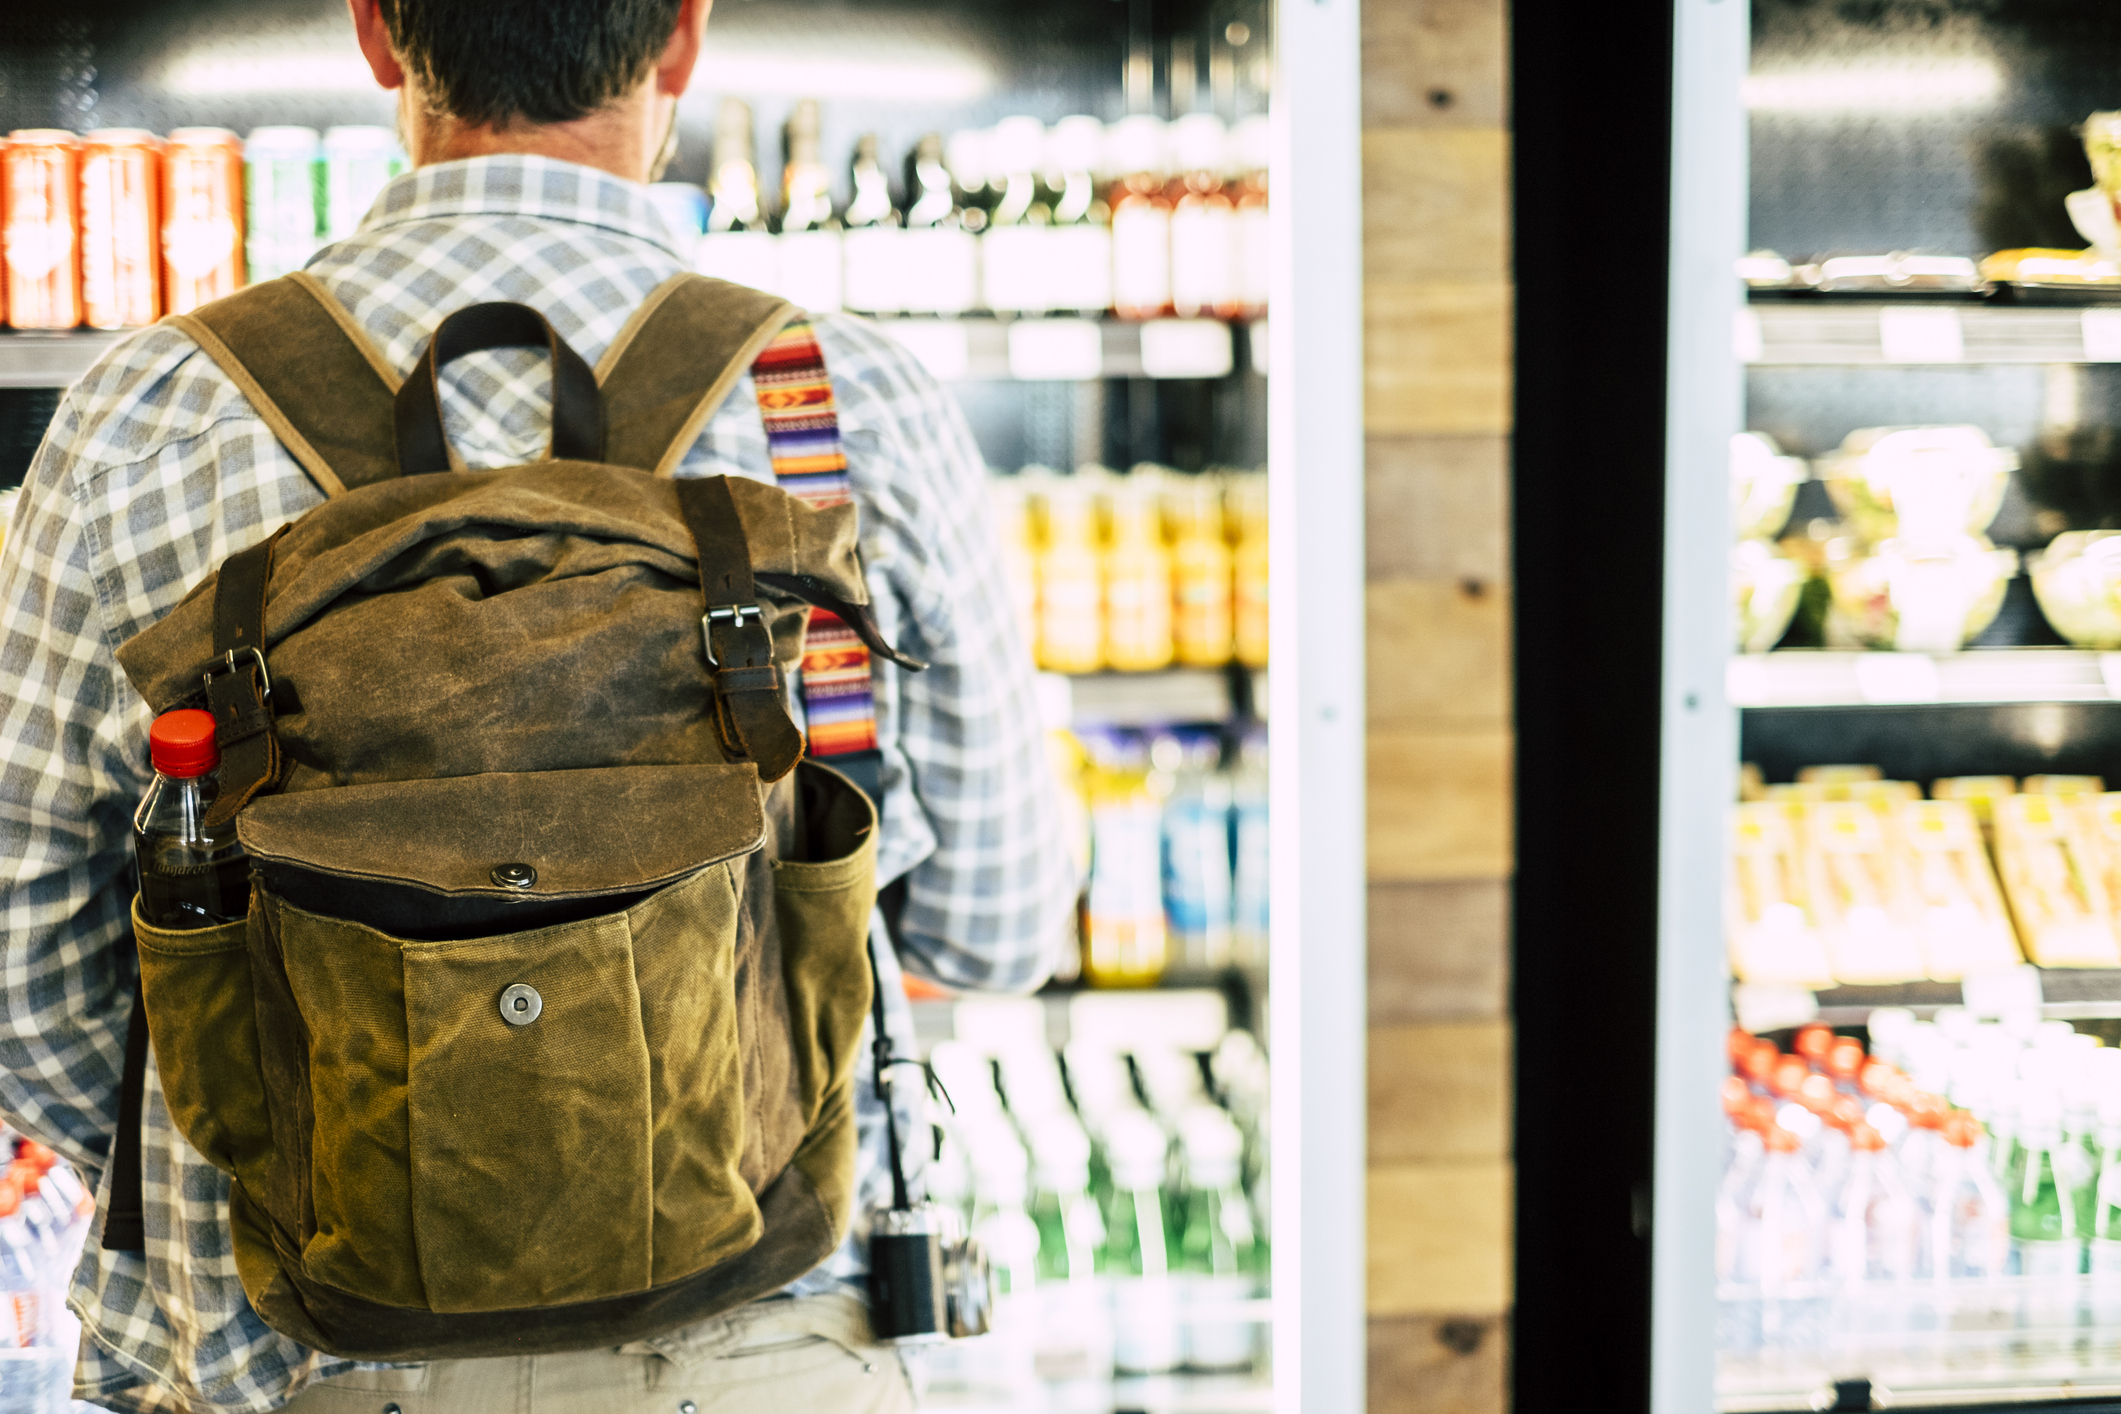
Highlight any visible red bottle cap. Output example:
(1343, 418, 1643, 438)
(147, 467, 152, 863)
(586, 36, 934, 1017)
(0, 1179, 20, 1218)
(1798, 1074, 1837, 1113)
(1828, 1038, 1866, 1080)
(1771, 1056, 1810, 1097)
(1765, 1125, 1802, 1152)
(1794, 1024, 1836, 1064)
(1850, 1123, 1886, 1152)
(1742, 1040, 1780, 1085)
(149, 710, 219, 779)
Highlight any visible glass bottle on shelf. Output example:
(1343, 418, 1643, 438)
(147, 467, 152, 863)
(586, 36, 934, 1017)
(1229, 470, 1269, 669)
(840, 132, 903, 315)
(944, 128, 994, 234)
(775, 99, 841, 314)
(1168, 472, 1235, 667)
(1168, 113, 1237, 320)
(700, 99, 779, 292)
(1046, 116, 1113, 315)
(1081, 731, 1170, 987)
(1103, 469, 1175, 672)
(901, 132, 978, 316)
(2008, 1089, 2092, 1278)
(1230, 114, 1270, 321)
(1107, 115, 1173, 321)
(980, 116, 1051, 315)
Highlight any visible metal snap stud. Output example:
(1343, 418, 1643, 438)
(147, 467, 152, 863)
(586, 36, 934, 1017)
(863, 1363, 877, 1375)
(679, 1402, 698, 1414)
(383, 1405, 403, 1414)
(491, 862, 537, 890)
(499, 984, 542, 1026)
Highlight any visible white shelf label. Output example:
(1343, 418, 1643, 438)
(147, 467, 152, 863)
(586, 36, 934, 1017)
(1140, 318, 1234, 378)
(1854, 652, 1941, 704)
(1732, 983, 1817, 1036)
(1877, 307, 1964, 364)
(2085, 309, 2121, 362)
(1249, 319, 1269, 376)
(1962, 963, 2044, 1019)
(1733, 308, 1764, 363)
(2102, 653, 2121, 699)
(880, 320, 970, 382)
(1007, 319, 1103, 381)
(1726, 656, 1772, 707)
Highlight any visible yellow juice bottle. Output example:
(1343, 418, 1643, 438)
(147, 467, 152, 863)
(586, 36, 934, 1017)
(989, 471, 1042, 651)
(1166, 473, 1233, 667)
(1229, 471, 1269, 668)
(1035, 473, 1105, 673)
(1081, 735, 1170, 987)
(1103, 469, 1174, 671)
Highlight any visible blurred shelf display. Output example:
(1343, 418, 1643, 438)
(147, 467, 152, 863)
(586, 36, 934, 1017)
(1740, 302, 2121, 366)
(0, 331, 125, 389)
(1728, 650, 2121, 708)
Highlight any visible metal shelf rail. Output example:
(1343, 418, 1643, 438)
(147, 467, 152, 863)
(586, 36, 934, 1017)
(1742, 301, 2121, 366)
(1728, 649, 2121, 708)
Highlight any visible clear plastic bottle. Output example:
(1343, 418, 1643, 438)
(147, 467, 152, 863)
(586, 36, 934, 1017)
(0, 1181, 44, 1347)
(1174, 1108, 1259, 1372)
(1927, 1111, 2010, 1279)
(134, 709, 249, 929)
(1736, 1125, 1826, 1291)
(1026, 1116, 1111, 1381)
(1828, 1123, 1920, 1283)
(1100, 1108, 1178, 1375)
(1159, 731, 1235, 971)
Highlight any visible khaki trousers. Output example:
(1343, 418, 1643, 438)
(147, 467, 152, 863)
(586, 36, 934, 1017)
(277, 1293, 915, 1414)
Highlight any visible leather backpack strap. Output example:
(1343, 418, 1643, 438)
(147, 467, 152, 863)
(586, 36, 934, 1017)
(165, 273, 402, 497)
(674, 475, 806, 782)
(394, 303, 604, 474)
(200, 527, 289, 832)
(597, 274, 800, 475)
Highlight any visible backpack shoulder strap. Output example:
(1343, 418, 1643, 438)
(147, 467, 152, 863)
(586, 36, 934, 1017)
(164, 273, 402, 498)
(597, 274, 799, 475)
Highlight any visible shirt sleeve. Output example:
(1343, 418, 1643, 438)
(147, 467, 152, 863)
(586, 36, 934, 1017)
(819, 317, 1078, 994)
(0, 412, 149, 1183)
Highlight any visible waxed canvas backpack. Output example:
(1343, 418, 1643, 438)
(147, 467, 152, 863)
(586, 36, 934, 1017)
(106, 271, 918, 1360)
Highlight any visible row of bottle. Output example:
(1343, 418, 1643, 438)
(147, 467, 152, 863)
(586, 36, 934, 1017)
(1049, 726, 1268, 986)
(996, 467, 1268, 676)
(0, 125, 400, 329)
(1720, 1014, 2121, 1295)
(917, 1031, 1268, 1392)
(662, 102, 1268, 319)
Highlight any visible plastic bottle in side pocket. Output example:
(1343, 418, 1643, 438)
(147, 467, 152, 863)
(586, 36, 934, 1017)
(134, 709, 249, 929)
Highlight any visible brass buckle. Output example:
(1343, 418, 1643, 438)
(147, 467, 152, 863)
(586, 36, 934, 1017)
(702, 604, 765, 667)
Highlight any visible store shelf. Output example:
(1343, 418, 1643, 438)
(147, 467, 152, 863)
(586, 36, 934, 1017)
(0, 330, 125, 389)
(1056, 667, 1266, 728)
(911, 986, 1241, 1050)
(1740, 301, 2121, 366)
(1728, 650, 2121, 708)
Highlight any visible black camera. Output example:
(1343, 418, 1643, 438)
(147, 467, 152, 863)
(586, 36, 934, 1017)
(867, 1204, 994, 1343)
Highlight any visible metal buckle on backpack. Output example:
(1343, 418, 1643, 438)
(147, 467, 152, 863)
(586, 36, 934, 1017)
(702, 604, 765, 667)
(200, 646, 273, 702)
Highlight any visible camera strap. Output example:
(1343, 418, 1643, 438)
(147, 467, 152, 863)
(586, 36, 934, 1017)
(865, 925, 914, 1212)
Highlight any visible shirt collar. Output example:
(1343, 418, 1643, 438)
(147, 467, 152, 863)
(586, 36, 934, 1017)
(357, 154, 685, 260)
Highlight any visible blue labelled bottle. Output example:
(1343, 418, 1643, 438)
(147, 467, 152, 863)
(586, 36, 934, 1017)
(134, 710, 250, 928)
(1159, 731, 1234, 971)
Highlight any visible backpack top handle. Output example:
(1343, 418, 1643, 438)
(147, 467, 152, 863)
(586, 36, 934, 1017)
(394, 302, 606, 475)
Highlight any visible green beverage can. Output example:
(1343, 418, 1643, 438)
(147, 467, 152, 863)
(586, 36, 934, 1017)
(244, 126, 321, 282)
(322, 126, 403, 244)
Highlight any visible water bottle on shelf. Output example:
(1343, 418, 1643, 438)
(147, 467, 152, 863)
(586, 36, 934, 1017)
(2008, 1088, 2093, 1279)
(1101, 1108, 1179, 1375)
(134, 710, 250, 929)
(1736, 1125, 1825, 1291)
(1174, 1107, 1259, 1372)
(1928, 1112, 2010, 1280)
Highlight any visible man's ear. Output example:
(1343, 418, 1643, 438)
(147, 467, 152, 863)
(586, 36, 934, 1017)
(347, 0, 407, 90)
(656, 0, 713, 99)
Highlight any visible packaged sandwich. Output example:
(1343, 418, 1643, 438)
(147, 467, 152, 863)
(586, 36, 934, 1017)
(1896, 799, 2023, 980)
(1992, 793, 2121, 967)
(1802, 801, 1928, 984)
(1728, 802, 1835, 987)
(1933, 775, 2018, 843)
(1797, 764, 1885, 785)
(2025, 774, 2106, 798)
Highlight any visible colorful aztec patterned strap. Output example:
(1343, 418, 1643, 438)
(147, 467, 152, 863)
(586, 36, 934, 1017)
(751, 321, 878, 759)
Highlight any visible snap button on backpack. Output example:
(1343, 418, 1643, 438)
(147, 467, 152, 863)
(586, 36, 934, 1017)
(491, 862, 536, 889)
(499, 984, 542, 1026)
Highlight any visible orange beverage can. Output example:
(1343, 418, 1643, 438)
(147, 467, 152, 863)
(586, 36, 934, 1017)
(80, 130, 163, 329)
(161, 128, 245, 315)
(4, 130, 83, 329)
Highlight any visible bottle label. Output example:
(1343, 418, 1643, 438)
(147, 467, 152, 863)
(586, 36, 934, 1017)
(981, 226, 1051, 312)
(1112, 205, 1172, 315)
(1170, 203, 1235, 317)
(902, 228, 979, 315)
(1237, 205, 1270, 314)
(841, 227, 906, 314)
(1110, 1275, 1180, 1374)
(1048, 226, 1113, 313)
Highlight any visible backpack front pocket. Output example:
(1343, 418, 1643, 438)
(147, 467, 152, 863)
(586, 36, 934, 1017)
(237, 766, 769, 1313)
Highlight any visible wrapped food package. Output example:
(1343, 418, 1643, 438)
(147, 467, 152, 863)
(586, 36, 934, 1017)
(1801, 800, 1928, 984)
(1932, 775, 2018, 840)
(1895, 799, 2023, 980)
(1980, 248, 2121, 286)
(1728, 801, 1835, 987)
(2025, 774, 2106, 797)
(1732, 539, 1805, 653)
(1823, 534, 2017, 652)
(2030, 531, 2121, 649)
(1815, 426, 2015, 544)
(1992, 792, 2121, 967)
(1731, 431, 1808, 542)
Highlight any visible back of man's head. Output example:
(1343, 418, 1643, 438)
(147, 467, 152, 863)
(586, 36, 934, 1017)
(380, 0, 686, 128)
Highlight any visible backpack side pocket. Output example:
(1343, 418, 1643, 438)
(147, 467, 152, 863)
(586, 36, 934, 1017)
(132, 900, 273, 1192)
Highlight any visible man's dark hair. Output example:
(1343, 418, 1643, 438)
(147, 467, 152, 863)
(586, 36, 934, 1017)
(379, 0, 685, 127)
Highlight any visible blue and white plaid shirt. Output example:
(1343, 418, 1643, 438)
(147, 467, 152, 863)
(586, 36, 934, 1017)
(0, 156, 1074, 1413)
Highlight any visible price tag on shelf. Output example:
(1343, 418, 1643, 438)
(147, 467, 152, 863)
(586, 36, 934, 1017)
(1876, 307, 1964, 364)
(1249, 319, 1270, 376)
(1140, 318, 1236, 379)
(1733, 984, 1818, 1036)
(2101, 653, 2121, 699)
(1006, 318, 1103, 381)
(880, 319, 970, 382)
(1962, 963, 2044, 1020)
(1853, 653, 1941, 704)
(2086, 310, 2121, 362)
(1732, 308, 1764, 363)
